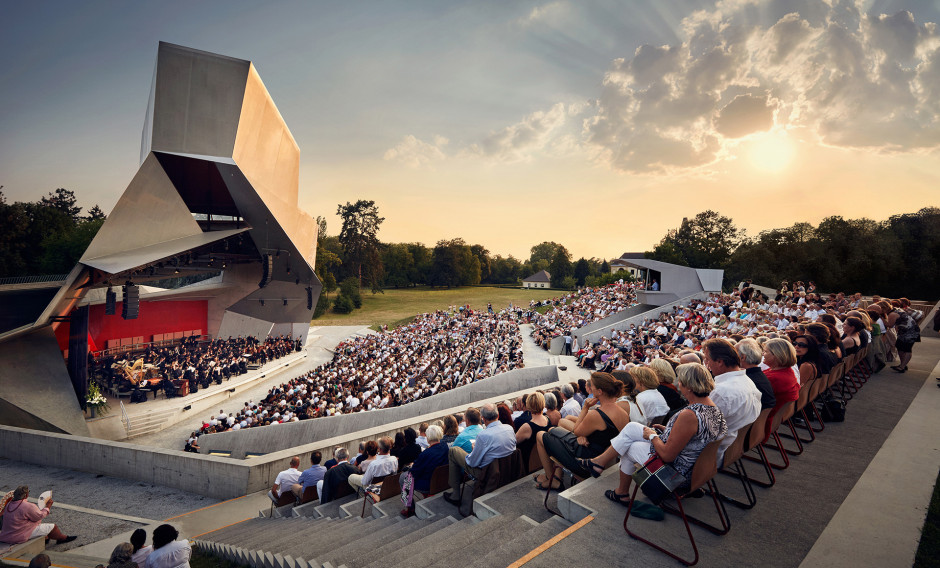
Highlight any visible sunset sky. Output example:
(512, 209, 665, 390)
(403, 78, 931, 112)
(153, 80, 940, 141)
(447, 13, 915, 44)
(2, 0, 939, 262)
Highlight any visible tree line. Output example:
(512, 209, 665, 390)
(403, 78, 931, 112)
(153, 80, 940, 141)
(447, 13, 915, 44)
(0, 188, 105, 278)
(314, 200, 620, 316)
(646, 208, 940, 301)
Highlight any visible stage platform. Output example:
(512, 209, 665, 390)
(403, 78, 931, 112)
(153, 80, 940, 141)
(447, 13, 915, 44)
(85, 337, 313, 442)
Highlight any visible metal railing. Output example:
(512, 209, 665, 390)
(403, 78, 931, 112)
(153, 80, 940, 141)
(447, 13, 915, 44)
(0, 274, 69, 286)
(120, 401, 130, 436)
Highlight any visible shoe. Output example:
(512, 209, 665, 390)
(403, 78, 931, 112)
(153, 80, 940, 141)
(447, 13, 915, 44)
(892, 366, 907, 373)
(442, 492, 461, 506)
(578, 458, 604, 479)
(56, 535, 78, 544)
(604, 489, 632, 507)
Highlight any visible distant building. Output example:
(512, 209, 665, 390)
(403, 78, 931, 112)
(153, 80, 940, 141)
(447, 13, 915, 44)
(523, 270, 551, 289)
(610, 253, 645, 278)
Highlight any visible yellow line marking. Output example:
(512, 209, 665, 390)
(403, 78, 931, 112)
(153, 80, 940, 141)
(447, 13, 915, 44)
(2, 561, 80, 568)
(508, 515, 594, 568)
(162, 493, 248, 521)
(191, 517, 252, 539)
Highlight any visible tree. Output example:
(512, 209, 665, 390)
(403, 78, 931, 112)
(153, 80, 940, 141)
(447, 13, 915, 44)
(85, 205, 106, 221)
(600, 259, 610, 274)
(407, 242, 432, 286)
(337, 200, 385, 290)
(429, 238, 480, 288)
(561, 276, 577, 290)
(41, 188, 82, 222)
(549, 245, 573, 288)
(574, 258, 590, 286)
(382, 243, 414, 288)
(648, 211, 742, 271)
(470, 244, 491, 283)
(529, 241, 564, 266)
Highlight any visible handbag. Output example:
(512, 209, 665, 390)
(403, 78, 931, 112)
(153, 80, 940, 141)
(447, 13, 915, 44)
(632, 455, 686, 505)
(820, 398, 846, 422)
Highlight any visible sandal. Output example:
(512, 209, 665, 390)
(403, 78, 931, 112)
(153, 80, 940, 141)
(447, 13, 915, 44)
(605, 489, 632, 507)
(535, 478, 562, 491)
(578, 458, 604, 478)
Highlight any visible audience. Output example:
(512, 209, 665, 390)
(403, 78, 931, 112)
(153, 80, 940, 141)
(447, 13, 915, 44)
(143, 524, 190, 568)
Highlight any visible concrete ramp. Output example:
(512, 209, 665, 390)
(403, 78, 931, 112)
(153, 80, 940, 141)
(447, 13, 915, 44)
(0, 328, 90, 436)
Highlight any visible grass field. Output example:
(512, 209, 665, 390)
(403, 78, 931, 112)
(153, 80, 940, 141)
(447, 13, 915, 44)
(312, 285, 562, 329)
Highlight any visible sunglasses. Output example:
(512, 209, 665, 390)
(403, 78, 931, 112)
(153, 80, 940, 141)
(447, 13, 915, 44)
(795, 342, 809, 347)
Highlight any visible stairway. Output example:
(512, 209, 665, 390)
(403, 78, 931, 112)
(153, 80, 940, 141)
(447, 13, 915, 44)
(124, 407, 179, 439)
(193, 473, 574, 568)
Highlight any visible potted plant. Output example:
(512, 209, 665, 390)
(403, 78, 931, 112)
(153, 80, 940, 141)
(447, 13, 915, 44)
(86, 382, 110, 418)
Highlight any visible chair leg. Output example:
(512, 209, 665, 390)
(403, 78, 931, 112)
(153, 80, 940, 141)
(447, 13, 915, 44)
(760, 431, 791, 470)
(808, 400, 825, 432)
(663, 480, 731, 536)
(542, 462, 561, 516)
(624, 484, 699, 566)
(718, 459, 757, 510)
(776, 418, 807, 454)
(741, 445, 776, 488)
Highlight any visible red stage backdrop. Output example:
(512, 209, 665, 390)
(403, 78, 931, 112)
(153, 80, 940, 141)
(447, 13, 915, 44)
(55, 300, 208, 352)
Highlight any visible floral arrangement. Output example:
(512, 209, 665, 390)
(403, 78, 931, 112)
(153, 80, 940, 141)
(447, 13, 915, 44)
(86, 382, 110, 415)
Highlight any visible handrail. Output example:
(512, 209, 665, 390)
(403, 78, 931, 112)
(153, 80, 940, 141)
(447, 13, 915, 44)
(0, 274, 69, 285)
(120, 401, 130, 436)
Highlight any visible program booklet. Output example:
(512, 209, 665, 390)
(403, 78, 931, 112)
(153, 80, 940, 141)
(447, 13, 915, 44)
(38, 490, 52, 509)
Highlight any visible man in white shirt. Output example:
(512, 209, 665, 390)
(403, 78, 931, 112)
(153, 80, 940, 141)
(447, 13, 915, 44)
(559, 384, 581, 418)
(269, 456, 302, 502)
(348, 436, 398, 491)
(702, 339, 761, 465)
(443, 403, 516, 505)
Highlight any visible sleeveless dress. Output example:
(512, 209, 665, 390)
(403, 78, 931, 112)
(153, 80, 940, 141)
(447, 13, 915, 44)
(518, 417, 551, 466)
(655, 403, 727, 483)
(543, 408, 621, 478)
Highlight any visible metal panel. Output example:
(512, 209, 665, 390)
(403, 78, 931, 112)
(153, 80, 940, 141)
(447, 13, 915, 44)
(149, 42, 250, 158)
(81, 153, 202, 263)
(80, 227, 249, 275)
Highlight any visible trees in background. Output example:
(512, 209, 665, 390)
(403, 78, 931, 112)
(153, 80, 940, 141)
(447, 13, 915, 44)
(0, 188, 105, 277)
(337, 200, 385, 292)
(647, 210, 742, 270)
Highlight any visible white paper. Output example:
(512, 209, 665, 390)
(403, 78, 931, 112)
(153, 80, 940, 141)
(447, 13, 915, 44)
(38, 490, 52, 509)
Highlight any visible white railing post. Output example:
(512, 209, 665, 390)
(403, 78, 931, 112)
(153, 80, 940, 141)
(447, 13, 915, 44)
(120, 401, 130, 435)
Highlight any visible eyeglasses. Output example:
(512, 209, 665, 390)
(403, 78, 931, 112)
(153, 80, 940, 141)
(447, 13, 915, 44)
(794, 342, 809, 347)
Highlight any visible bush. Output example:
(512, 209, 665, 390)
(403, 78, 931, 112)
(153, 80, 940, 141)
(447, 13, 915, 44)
(313, 293, 331, 318)
(332, 294, 355, 314)
(339, 277, 363, 308)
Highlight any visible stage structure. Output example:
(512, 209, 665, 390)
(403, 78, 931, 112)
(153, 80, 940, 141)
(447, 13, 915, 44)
(0, 42, 321, 435)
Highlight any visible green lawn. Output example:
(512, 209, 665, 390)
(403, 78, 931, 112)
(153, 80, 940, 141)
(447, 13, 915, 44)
(313, 285, 562, 329)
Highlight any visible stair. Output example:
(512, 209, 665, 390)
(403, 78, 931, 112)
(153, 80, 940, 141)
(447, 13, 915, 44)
(124, 407, 179, 439)
(193, 466, 575, 568)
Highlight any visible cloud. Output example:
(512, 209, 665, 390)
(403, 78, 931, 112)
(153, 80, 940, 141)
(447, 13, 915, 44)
(519, 1, 567, 27)
(583, 0, 940, 174)
(383, 135, 448, 168)
(465, 102, 569, 162)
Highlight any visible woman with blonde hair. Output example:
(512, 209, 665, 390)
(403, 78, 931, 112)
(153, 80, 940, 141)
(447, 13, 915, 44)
(579, 363, 727, 505)
(762, 338, 800, 434)
(533, 372, 630, 488)
(516, 392, 551, 467)
(648, 358, 685, 412)
(631, 366, 670, 424)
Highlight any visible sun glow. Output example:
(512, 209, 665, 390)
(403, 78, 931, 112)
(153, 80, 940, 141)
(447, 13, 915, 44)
(746, 131, 796, 173)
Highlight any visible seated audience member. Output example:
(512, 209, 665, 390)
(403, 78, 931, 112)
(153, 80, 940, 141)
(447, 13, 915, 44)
(701, 338, 761, 465)
(648, 358, 686, 412)
(581, 363, 728, 506)
(534, 372, 630, 487)
(394, 428, 423, 470)
(558, 384, 581, 419)
(496, 403, 514, 428)
(108, 543, 137, 568)
(348, 437, 398, 491)
(143, 524, 190, 568)
(610, 370, 645, 425)
(29, 554, 51, 568)
(734, 339, 776, 410)
(357, 440, 379, 470)
(543, 393, 562, 427)
(441, 415, 460, 445)
(323, 446, 343, 470)
(318, 448, 356, 504)
(0, 486, 76, 545)
(408, 425, 449, 495)
(515, 392, 551, 467)
(795, 335, 822, 390)
(451, 408, 483, 453)
(292, 451, 326, 501)
(762, 338, 800, 432)
(631, 366, 670, 424)
(415, 423, 430, 450)
(443, 403, 516, 505)
(268, 457, 301, 502)
(130, 528, 152, 566)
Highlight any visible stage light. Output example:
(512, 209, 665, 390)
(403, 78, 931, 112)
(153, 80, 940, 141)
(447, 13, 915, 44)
(122, 282, 139, 320)
(105, 288, 116, 315)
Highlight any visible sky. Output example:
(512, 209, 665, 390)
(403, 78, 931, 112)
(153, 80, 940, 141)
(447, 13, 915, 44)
(2, 0, 939, 262)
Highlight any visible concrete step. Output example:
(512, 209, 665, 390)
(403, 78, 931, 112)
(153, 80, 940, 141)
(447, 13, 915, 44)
(362, 516, 471, 568)
(341, 517, 436, 568)
(318, 516, 425, 567)
(237, 518, 312, 551)
(314, 494, 359, 519)
(292, 499, 321, 517)
(43, 550, 109, 568)
(408, 514, 532, 568)
(465, 515, 572, 568)
(208, 517, 281, 543)
(266, 517, 372, 559)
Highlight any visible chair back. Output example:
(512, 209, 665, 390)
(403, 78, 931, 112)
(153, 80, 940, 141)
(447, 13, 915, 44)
(427, 464, 450, 495)
(776, 401, 796, 426)
(826, 361, 845, 389)
(745, 408, 773, 451)
(377, 473, 402, 500)
(300, 486, 317, 504)
(719, 424, 751, 466)
(527, 446, 542, 475)
(795, 377, 814, 412)
(688, 439, 722, 494)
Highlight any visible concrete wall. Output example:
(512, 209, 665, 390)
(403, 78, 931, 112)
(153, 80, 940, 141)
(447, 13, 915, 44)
(580, 292, 709, 345)
(198, 365, 559, 458)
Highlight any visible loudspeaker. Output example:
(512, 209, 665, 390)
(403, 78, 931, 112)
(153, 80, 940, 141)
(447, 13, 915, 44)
(259, 254, 274, 288)
(306, 286, 313, 310)
(122, 283, 139, 320)
(105, 288, 116, 315)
